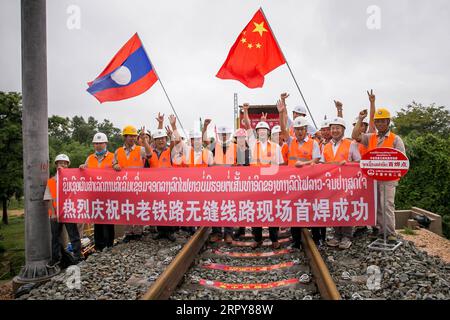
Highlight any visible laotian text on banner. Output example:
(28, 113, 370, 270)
(57, 164, 376, 227)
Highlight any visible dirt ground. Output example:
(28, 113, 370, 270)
(0, 281, 13, 300)
(400, 228, 450, 263)
(7, 210, 24, 217)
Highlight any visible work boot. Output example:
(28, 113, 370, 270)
(233, 229, 245, 240)
(289, 242, 301, 250)
(225, 234, 233, 244)
(353, 226, 368, 237)
(167, 233, 176, 242)
(122, 235, 133, 243)
(338, 237, 352, 250)
(369, 228, 380, 239)
(251, 241, 263, 249)
(209, 233, 221, 243)
(326, 238, 340, 247)
(152, 232, 165, 240)
(271, 241, 281, 250)
(387, 234, 398, 242)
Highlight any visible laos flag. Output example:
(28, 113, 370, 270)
(87, 33, 158, 103)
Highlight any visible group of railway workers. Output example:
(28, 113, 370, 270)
(44, 90, 405, 268)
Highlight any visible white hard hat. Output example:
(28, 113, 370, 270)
(271, 125, 281, 134)
(92, 132, 108, 143)
(293, 117, 309, 128)
(329, 117, 346, 129)
(320, 120, 330, 129)
(152, 129, 167, 139)
(255, 121, 270, 130)
(293, 105, 307, 115)
(217, 126, 232, 134)
(352, 116, 368, 125)
(307, 125, 317, 135)
(55, 154, 70, 164)
(189, 130, 202, 139)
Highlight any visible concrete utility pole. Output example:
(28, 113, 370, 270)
(14, 0, 58, 290)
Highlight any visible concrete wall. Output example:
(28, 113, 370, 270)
(395, 207, 443, 236)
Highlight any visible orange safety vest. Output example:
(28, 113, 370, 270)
(250, 141, 276, 167)
(47, 177, 57, 217)
(368, 132, 396, 151)
(320, 140, 330, 153)
(357, 142, 368, 157)
(116, 145, 145, 168)
(149, 148, 172, 168)
(86, 152, 114, 169)
(288, 138, 315, 166)
(184, 148, 210, 167)
(214, 143, 236, 166)
(281, 143, 289, 164)
(322, 139, 352, 162)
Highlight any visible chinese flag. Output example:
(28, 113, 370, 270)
(216, 9, 286, 88)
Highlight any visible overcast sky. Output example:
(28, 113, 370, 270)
(1, 0, 449, 136)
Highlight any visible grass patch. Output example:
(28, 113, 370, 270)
(0, 215, 25, 280)
(400, 227, 417, 236)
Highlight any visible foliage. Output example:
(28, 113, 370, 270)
(400, 227, 416, 236)
(48, 116, 123, 175)
(0, 92, 24, 224)
(0, 215, 25, 279)
(393, 103, 450, 239)
(393, 102, 450, 138)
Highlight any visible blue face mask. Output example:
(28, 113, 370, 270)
(95, 148, 107, 157)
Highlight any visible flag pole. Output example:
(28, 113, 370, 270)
(141, 39, 186, 133)
(259, 7, 318, 129)
(157, 76, 186, 133)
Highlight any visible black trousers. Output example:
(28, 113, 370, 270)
(252, 227, 279, 243)
(311, 227, 327, 242)
(50, 219, 81, 260)
(157, 226, 176, 234)
(211, 227, 233, 236)
(291, 227, 302, 247)
(94, 224, 115, 251)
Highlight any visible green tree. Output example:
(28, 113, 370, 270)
(393, 102, 450, 138)
(48, 116, 123, 175)
(393, 103, 450, 238)
(0, 92, 23, 224)
(48, 115, 71, 142)
(49, 140, 91, 176)
(71, 116, 98, 145)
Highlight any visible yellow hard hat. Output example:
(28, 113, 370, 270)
(122, 125, 138, 136)
(374, 108, 391, 120)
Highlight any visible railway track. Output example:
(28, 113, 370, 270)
(142, 227, 340, 300)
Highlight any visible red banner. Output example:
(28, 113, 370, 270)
(57, 164, 376, 227)
(240, 112, 279, 129)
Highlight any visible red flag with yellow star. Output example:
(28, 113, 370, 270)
(216, 8, 286, 88)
